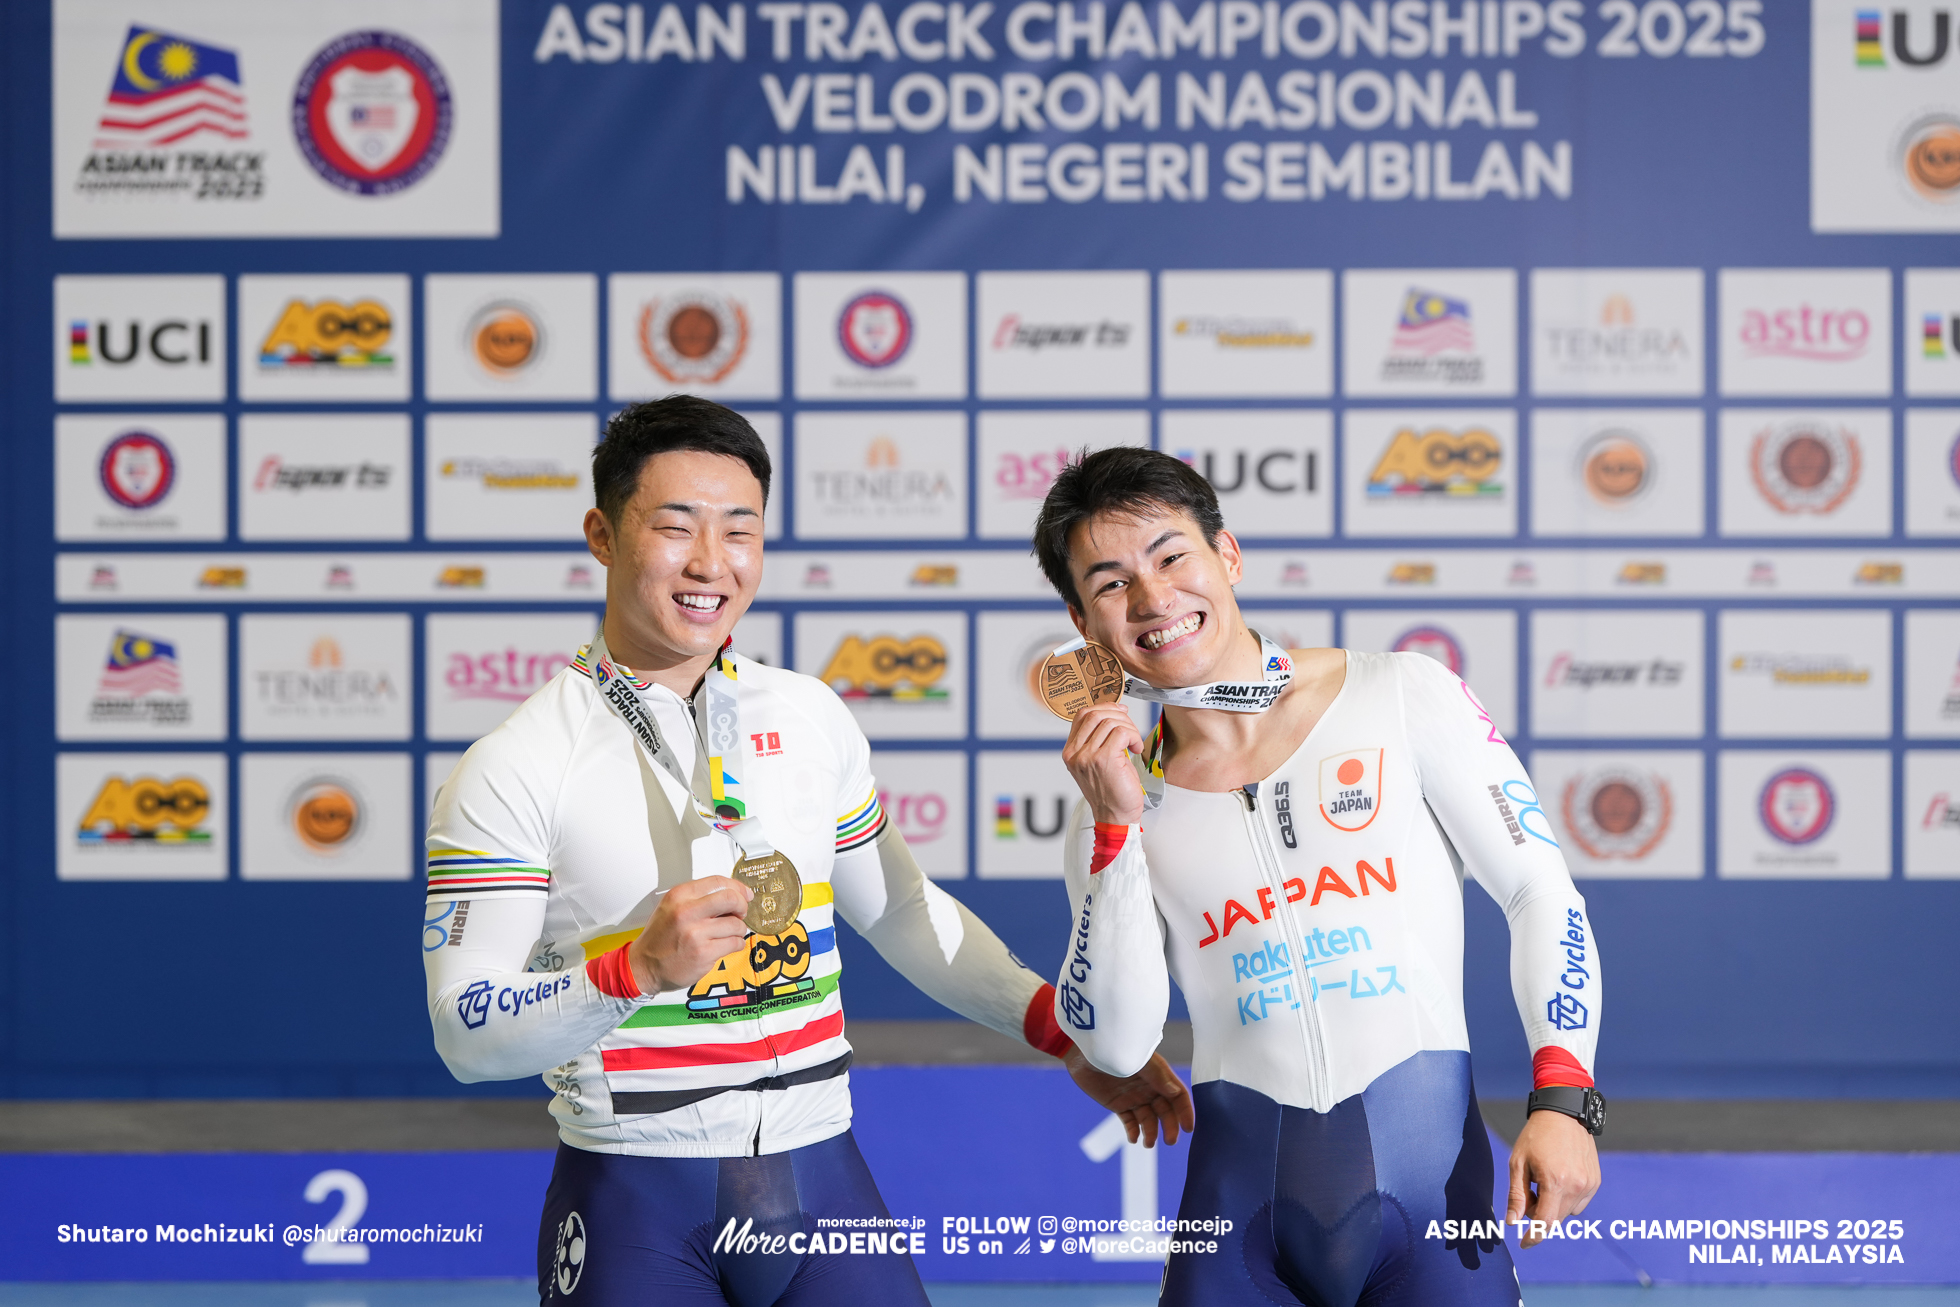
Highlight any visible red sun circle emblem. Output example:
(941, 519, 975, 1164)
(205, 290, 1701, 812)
(291, 30, 453, 196)
(1337, 758, 1365, 786)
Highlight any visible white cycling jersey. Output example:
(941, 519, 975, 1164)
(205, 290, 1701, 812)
(1055, 650, 1600, 1109)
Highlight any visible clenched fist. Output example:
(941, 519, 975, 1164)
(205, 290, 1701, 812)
(1063, 703, 1146, 826)
(627, 876, 754, 996)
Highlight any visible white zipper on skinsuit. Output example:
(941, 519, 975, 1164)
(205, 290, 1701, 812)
(1238, 786, 1330, 1112)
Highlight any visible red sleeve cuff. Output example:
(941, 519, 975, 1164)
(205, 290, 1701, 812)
(1532, 1045, 1594, 1090)
(1089, 822, 1132, 874)
(1024, 983, 1074, 1058)
(585, 944, 643, 1000)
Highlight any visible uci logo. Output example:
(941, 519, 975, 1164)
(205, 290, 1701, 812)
(68, 318, 213, 367)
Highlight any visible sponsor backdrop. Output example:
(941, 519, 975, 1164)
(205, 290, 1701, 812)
(7, 0, 1960, 1265)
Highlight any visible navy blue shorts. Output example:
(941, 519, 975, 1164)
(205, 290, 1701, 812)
(1162, 1051, 1521, 1307)
(537, 1129, 930, 1307)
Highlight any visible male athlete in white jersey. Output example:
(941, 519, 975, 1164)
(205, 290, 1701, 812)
(1035, 447, 1604, 1307)
(422, 398, 1191, 1306)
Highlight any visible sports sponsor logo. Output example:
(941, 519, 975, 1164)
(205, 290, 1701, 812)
(289, 776, 361, 852)
(819, 633, 949, 702)
(1171, 315, 1314, 351)
(252, 455, 392, 493)
(444, 646, 574, 703)
(1750, 421, 1861, 514)
(258, 298, 394, 369)
(291, 31, 453, 196)
(990, 315, 1131, 351)
(1383, 288, 1479, 383)
(1554, 907, 1591, 992)
(438, 456, 579, 491)
(252, 636, 401, 723)
(1365, 427, 1503, 498)
(198, 566, 246, 589)
(1542, 652, 1685, 688)
(1577, 430, 1651, 505)
(1729, 652, 1874, 686)
(1059, 893, 1096, 1030)
(77, 774, 212, 845)
(639, 292, 748, 384)
(1561, 767, 1672, 861)
(1488, 779, 1558, 848)
(1392, 625, 1465, 675)
(836, 291, 912, 368)
(1196, 857, 1398, 948)
(466, 301, 543, 376)
(1759, 767, 1835, 845)
(98, 430, 176, 510)
(1737, 303, 1873, 362)
(75, 25, 261, 202)
(90, 629, 190, 727)
(1546, 992, 1588, 1031)
(1923, 792, 1960, 830)
(1317, 749, 1383, 832)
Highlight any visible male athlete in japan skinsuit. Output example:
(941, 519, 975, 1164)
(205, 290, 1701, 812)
(1035, 447, 1604, 1307)
(422, 398, 1192, 1307)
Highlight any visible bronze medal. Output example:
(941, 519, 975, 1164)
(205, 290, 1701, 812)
(733, 851, 803, 936)
(1038, 639, 1127, 721)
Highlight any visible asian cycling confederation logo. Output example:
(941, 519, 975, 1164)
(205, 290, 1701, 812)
(639, 293, 750, 385)
(291, 31, 453, 196)
(1391, 625, 1466, 675)
(1760, 767, 1835, 846)
(1366, 427, 1503, 498)
(1750, 422, 1861, 515)
(92, 26, 245, 149)
(837, 291, 913, 368)
(99, 430, 176, 510)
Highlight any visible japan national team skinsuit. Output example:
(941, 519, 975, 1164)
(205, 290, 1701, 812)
(1060, 650, 1602, 1307)
(423, 639, 1073, 1306)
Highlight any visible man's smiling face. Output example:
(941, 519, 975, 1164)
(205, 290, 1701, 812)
(1065, 504, 1247, 688)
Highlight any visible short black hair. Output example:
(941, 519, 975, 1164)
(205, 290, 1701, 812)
(1032, 447, 1225, 609)
(592, 396, 771, 523)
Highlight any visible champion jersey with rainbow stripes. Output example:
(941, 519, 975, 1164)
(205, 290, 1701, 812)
(422, 648, 1007, 1157)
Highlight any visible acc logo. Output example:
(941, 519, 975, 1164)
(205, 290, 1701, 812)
(552, 1210, 587, 1296)
(640, 293, 749, 384)
(1760, 767, 1835, 846)
(259, 299, 394, 368)
(819, 633, 949, 701)
(1577, 430, 1650, 506)
(688, 923, 815, 1007)
(1392, 625, 1465, 675)
(290, 778, 361, 852)
(467, 302, 542, 376)
(99, 430, 176, 510)
(77, 775, 211, 843)
(1561, 769, 1671, 860)
(1365, 428, 1502, 497)
(292, 30, 452, 195)
(1751, 422, 1860, 515)
(837, 290, 912, 368)
(1898, 114, 1960, 203)
(1318, 749, 1383, 832)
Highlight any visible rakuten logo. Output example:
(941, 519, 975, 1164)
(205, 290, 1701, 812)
(444, 649, 572, 702)
(1737, 305, 1871, 362)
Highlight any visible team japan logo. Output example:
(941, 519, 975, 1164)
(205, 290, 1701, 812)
(837, 291, 912, 368)
(1561, 768, 1672, 861)
(291, 31, 453, 196)
(1751, 422, 1861, 515)
(99, 430, 176, 509)
(1759, 767, 1835, 846)
(639, 293, 749, 385)
(1318, 748, 1384, 832)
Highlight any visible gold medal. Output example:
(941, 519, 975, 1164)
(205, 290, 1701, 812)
(1038, 639, 1127, 721)
(733, 851, 803, 936)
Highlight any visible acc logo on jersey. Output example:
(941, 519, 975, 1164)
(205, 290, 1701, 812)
(1318, 749, 1383, 832)
(1750, 422, 1860, 515)
(837, 291, 912, 368)
(99, 430, 176, 509)
(1760, 767, 1834, 845)
(292, 30, 453, 195)
(639, 293, 749, 384)
(1561, 768, 1671, 861)
(1392, 625, 1465, 675)
(687, 923, 816, 1011)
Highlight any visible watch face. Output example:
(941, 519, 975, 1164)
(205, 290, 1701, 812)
(1582, 1089, 1607, 1135)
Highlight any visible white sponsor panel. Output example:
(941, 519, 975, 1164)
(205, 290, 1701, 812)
(870, 750, 969, 879)
(425, 412, 596, 541)
(796, 611, 966, 741)
(241, 752, 412, 880)
(1341, 609, 1517, 738)
(1904, 610, 1960, 740)
(425, 612, 595, 742)
(1162, 410, 1332, 538)
(54, 275, 225, 401)
(976, 750, 1074, 878)
(1812, 0, 1960, 233)
(976, 410, 1150, 541)
(1247, 610, 1335, 652)
(425, 751, 466, 826)
(608, 273, 781, 401)
(1529, 610, 1705, 740)
(1529, 750, 1705, 879)
(736, 410, 785, 541)
(1529, 269, 1705, 397)
(1904, 408, 1960, 536)
(1718, 609, 1892, 739)
(1717, 408, 1893, 538)
(975, 610, 1152, 741)
(238, 413, 410, 541)
(58, 751, 228, 881)
(976, 271, 1149, 399)
(1719, 750, 1891, 879)
(1528, 409, 1704, 538)
(56, 413, 226, 542)
(240, 614, 411, 741)
(1341, 409, 1518, 538)
(1158, 269, 1333, 398)
(1905, 750, 1960, 878)
(53, 1, 498, 238)
(793, 411, 968, 539)
(794, 272, 966, 400)
(1905, 268, 1960, 397)
(56, 613, 228, 741)
(1342, 269, 1517, 398)
(237, 274, 412, 402)
(1717, 269, 1892, 397)
(730, 610, 784, 667)
(424, 274, 597, 401)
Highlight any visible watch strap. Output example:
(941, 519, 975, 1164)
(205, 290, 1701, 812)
(1527, 1085, 1606, 1137)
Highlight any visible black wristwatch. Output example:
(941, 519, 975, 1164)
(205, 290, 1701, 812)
(1527, 1086, 1606, 1137)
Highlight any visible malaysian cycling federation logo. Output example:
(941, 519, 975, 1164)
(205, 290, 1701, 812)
(291, 31, 453, 196)
(1318, 749, 1383, 832)
(1760, 767, 1835, 845)
(837, 290, 913, 368)
(99, 429, 176, 509)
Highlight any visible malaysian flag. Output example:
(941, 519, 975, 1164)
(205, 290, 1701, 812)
(1391, 290, 1476, 356)
(98, 631, 183, 697)
(93, 26, 246, 149)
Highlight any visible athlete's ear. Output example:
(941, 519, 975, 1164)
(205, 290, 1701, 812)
(1067, 603, 1088, 639)
(584, 507, 616, 568)
(1213, 528, 1244, 586)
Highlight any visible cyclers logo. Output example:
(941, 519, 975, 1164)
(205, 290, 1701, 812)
(458, 975, 573, 1031)
(1317, 749, 1383, 832)
(1058, 892, 1095, 1030)
(1555, 908, 1590, 993)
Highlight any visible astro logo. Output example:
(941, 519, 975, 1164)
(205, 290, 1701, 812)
(1760, 767, 1835, 846)
(687, 923, 818, 1014)
(818, 633, 949, 701)
(1317, 749, 1383, 832)
(291, 30, 453, 196)
(76, 774, 211, 844)
(1365, 428, 1502, 498)
(258, 299, 394, 368)
(837, 291, 912, 368)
